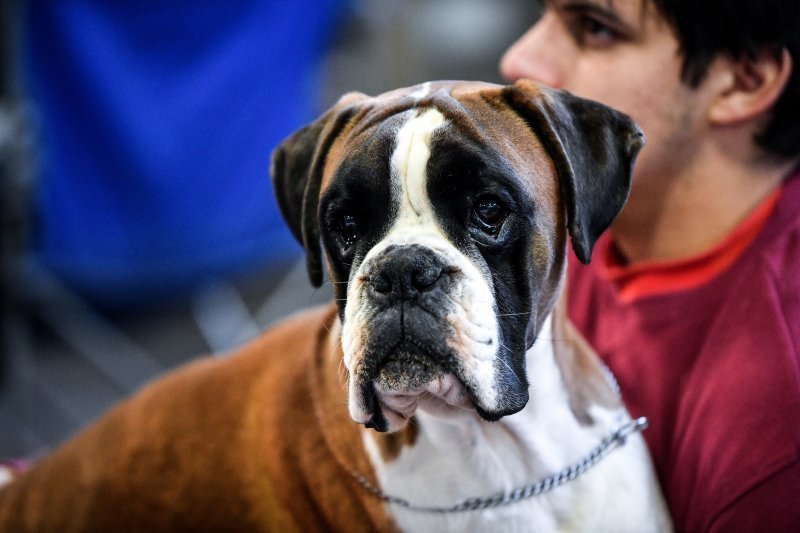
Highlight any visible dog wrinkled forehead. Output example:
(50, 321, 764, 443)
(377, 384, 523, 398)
(317, 82, 510, 176)
(271, 79, 643, 286)
(329, 83, 545, 184)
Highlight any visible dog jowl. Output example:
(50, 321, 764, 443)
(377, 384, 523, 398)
(272, 80, 642, 433)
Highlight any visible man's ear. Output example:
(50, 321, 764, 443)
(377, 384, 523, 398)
(503, 79, 644, 263)
(271, 92, 368, 286)
(708, 48, 793, 125)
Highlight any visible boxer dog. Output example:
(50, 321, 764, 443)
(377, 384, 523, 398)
(0, 80, 671, 532)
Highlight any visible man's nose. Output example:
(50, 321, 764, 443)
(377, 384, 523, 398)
(499, 13, 569, 88)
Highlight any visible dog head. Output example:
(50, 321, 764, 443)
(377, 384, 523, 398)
(272, 80, 642, 432)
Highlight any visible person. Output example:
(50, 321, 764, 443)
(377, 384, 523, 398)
(500, 0, 800, 531)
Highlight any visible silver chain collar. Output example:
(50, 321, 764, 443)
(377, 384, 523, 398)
(348, 416, 649, 514)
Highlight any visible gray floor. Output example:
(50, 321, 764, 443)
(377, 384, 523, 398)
(0, 0, 541, 459)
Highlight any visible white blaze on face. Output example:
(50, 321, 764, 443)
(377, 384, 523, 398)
(391, 106, 445, 233)
(341, 108, 502, 427)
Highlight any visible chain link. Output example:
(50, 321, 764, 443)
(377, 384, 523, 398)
(349, 417, 649, 513)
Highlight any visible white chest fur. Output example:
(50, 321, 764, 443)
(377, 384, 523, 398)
(362, 316, 670, 533)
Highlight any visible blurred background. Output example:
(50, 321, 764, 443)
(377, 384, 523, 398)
(0, 0, 540, 458)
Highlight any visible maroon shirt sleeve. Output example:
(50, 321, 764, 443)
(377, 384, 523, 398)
(708, 459, 800, 533)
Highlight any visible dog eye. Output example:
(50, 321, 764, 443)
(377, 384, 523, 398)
(339, 214, 360, 249)
(472, 196, 508, 236)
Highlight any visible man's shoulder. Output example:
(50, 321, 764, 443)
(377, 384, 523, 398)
(752, 169, 800, 280)
(666, 282, 800, 529)
(720, 179, 800, 355)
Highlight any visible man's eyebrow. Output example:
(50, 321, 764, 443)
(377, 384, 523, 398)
(549, 0, 637, 32)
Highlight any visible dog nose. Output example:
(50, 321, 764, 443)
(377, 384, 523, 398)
(370, 245, 445, 298)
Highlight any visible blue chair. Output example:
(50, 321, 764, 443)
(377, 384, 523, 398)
(0, 0, 345, 456)
(24, 0, 343, 309)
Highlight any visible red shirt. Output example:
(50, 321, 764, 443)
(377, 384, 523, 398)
(568, 169, 800, 532)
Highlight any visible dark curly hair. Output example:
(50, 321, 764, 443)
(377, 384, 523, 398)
(649, 0, 799, 158)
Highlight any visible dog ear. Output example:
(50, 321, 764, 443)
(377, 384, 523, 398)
(271, 93, 368, 286)
(503, 79, 644, 263)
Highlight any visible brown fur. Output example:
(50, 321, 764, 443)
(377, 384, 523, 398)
(369, 422, 420, 463)
(0, 305, 397, 532)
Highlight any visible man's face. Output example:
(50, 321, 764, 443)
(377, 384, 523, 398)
(500, 0, 709, 231)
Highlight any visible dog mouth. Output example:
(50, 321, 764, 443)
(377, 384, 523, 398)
(374, 350, 445, 392)
(349, 340, 479, 432)
(356, 368, 475, 433)
(349, 335, 531, 431)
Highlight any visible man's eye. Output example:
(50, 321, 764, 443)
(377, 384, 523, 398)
(576, 16, 620, 47)
(472, 196, 508, 236)
(339, 214, 360, 249)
